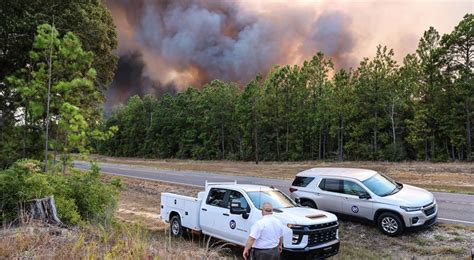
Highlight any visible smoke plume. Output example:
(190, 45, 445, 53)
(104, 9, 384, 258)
(105, 0, 470, 108)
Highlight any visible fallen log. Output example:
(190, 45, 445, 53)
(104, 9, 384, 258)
(18, 196, 61, 225)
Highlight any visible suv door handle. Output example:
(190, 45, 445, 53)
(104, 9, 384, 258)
(201, 208, 207, 211)
(223, 213, 229, 216)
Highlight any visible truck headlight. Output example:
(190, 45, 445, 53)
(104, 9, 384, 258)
(400, 206, 422, 212)
(292, 234, 301, 244)
(287, 224, 304, 229)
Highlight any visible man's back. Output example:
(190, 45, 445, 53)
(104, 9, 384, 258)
(251, 215, 283, 249)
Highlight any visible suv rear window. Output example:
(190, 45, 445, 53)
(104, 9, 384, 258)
(319, 179, 343, 193)
(292, 176, 315, 187)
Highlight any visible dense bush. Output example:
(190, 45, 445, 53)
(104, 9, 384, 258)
(0, 159, 122, 226)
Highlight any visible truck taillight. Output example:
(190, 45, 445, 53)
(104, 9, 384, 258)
(289, 187, 298, 193)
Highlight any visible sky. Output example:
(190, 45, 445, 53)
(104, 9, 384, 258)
(104, 0, 473, 109)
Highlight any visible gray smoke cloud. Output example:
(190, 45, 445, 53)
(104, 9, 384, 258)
(105, 0, 470, 108)
(105, 0, 357, 107)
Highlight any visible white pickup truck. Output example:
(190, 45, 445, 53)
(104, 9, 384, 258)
(160, 181, 340, 259)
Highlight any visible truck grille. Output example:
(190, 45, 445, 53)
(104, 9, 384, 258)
(423, 204, 436, 216)
(307, 222, 338, 247)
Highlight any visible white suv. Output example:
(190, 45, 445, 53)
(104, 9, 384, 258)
(289, 168, 437, 236)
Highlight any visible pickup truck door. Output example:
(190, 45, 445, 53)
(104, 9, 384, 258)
(200, 188, 229, 236)
(340, 180, 373, 220)
(226, 190, 253, 245)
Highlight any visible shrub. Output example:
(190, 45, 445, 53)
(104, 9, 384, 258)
(54, 196, 82, 225)
(66, 163, 119, 224)
(0, 159, 120, 226)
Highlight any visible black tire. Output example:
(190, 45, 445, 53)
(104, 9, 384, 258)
(301, 200, 317, 209)
(377, 212, 404, 236)
(170, 215, 183, 237)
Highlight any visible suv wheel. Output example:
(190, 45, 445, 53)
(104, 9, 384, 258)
(377, 212, 404, 236)
(301, 200, 317, 209)
(170, 215, 183, 237)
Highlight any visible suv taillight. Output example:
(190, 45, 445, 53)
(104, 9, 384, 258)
(289, 187, 298, 193)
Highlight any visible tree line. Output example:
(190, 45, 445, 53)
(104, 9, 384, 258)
(97, 14, 473, 162)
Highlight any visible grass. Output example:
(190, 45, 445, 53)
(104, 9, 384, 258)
(80, 154, 474, 195)
(0, 220, 229, 259)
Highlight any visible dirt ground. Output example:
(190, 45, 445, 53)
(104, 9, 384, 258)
(105, 174, 474, 260)
(88, 155, 474, 194)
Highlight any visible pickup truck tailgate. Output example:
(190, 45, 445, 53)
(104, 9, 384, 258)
(161, 192, 201, 231)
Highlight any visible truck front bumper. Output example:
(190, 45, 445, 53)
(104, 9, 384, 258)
(282, 240, 340, 260)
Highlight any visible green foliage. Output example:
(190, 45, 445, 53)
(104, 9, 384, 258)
(0, 0, 117, 168)
(0, 159, 120, 226)
(4, 23, 116, 170)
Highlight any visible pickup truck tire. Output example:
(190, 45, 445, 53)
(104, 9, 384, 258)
(377, 212, 404, 236)
(301, 200, 317, 209)
(170, 215, 183, 237)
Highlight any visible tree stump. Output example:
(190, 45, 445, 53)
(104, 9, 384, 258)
(18, 196, 61, 224)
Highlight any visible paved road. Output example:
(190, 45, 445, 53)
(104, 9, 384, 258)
(74, 161, 474, 226)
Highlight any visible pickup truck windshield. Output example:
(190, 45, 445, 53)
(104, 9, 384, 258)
(247, 190, 296, 209)
(362, 173, 398, 197)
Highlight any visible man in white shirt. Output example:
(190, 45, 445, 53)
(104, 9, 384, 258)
(243, 202, 284, 260)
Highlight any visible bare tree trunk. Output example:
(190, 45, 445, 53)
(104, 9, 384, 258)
(44, 22, 54, 173)
(465, 99, 472, 161)
(341, 118, 344, 161)
(318, 126, 322, 160)
(322, 126, 326, 160)
(18, 196, 61, 225)
(276, 129, 280, 161)
(390, 101, 396, 146)
(286, 121, 289, 156)
(425, 138, 429, 161)
(23, 103, 28, 158)
(221, 123, 225, 159)
(253, 99, 259, 164)
(338, 116, 344, 161)
(431, 135, 435, 160)
(373, 110, 378, 159)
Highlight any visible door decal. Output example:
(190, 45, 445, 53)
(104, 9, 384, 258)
(351, 205, 359, 213)
(229, 220, 236, 229)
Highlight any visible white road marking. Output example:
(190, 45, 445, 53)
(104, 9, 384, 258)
(438, 218, 474, 225)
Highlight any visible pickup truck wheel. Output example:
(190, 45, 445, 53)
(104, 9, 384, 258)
(301, 200, 317, 209)
(377, 212, 404, 236)
(170, 215, 183, 237)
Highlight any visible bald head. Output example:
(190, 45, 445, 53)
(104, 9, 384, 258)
(262, 202, 273, 215)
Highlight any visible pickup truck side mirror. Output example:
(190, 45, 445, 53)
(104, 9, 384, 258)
(358, 193, 371, 200)
(230, 200, 247, 214)
(230, 200, 250, 219)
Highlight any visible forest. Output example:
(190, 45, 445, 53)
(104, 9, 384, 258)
(0, 9, 472, 167)
(96, 14, 473, 162)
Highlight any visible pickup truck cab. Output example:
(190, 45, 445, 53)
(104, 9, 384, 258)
(160, 181, 340, 259)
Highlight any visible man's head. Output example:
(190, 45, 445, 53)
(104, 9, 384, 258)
(262, 202, 273, 216)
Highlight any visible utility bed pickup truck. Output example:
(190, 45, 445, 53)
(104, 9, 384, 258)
(160, 181, 340, 259)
